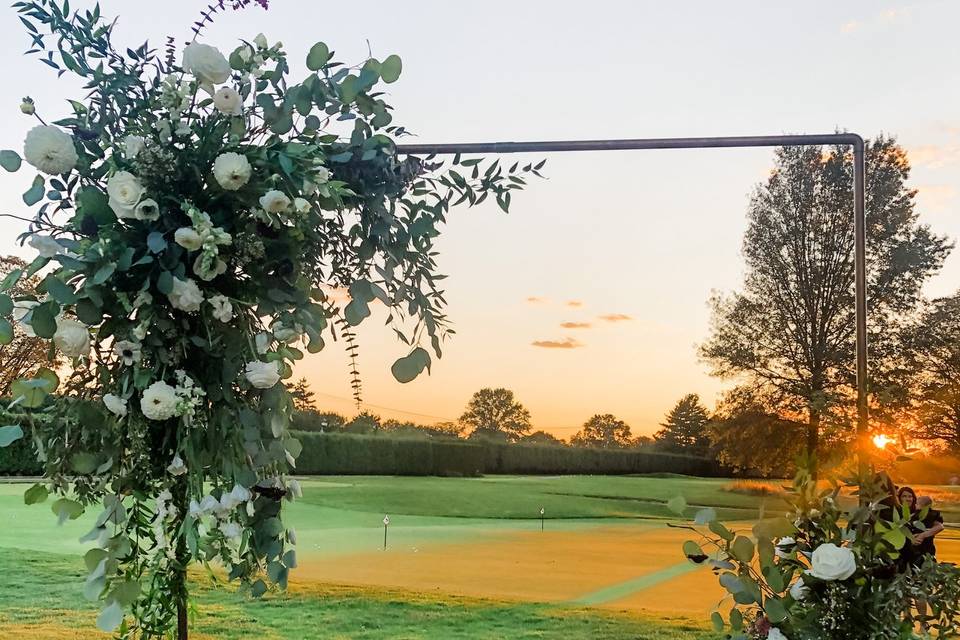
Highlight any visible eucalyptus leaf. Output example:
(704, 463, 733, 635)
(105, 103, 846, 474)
(305, 42, 330, 70)
(0, 318, 12, 345)
(0, 425, 24, 447)
(23, 483, 49, 505)
(0, 150, 22, 172)
(96, 600, 124, 632)
(380, 54, 402, 83)
(23, 175, 44, 205)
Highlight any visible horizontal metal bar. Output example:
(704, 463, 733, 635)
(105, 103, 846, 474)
(395, 133, 865, 156)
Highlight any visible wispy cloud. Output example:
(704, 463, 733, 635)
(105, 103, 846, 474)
(566, 300, 583, 308)
(916, 184, 958, 212)
(908, 144, 960, 169)
(599, 314, 633, 323)
(841, 5, 912, 32)
(526, 296, 547, 304)
(560, 322, 592, 329)
(532, 337, 584, 349)
(841, 20, 861, 32)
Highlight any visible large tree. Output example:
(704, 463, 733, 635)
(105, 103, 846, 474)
(570, 413, 633, 448)
(0, 255, 57, 395)
(459, 388, 531, 441)
(289, 377, 317, 412)
(654, 394, 712, 455)
(701, 138, 951, 456)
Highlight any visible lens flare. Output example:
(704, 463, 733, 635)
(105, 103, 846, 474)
(872, 434, 894, 449)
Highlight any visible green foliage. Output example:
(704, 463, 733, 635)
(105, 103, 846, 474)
(460, 388, 532, 441)
(655, 393, 712, 456)
(571, 413, 634, 449)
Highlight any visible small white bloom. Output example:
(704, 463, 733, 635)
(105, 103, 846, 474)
(213, 86, 242, 116)
(219, 521, 243, 540)
(182, 42, 231, 89)
(20, 98, 35, 115)
(259, 190, 291, 214)
(255, 333, 271, 354)
(189, 499, 204, 519)
(198, 494, 220, 515)
(174, 227, 203, 251)
(28, 235, 64, 258)
(767, 628, 789, 640)
(167, 454, 187, 476)
(209, 295, 233, 323)
(293, 197, 311, 213)
(113, 340, 142, 366)
(775, 536, 795, 559)
(808, 543, 857, 581)
(106, 171, 145, 220)
(53, 317, 90, 358)
(168, 277, 204, 313)
(174, 120, 192, 136)
(135, 198, 160, 222)
(789, 577, 808, 601)
(314, 166, 331, 184)
(23, 125, 77, 175)
(132, 323, 148, 341)
(253, 33, 268, 49)
(140, 381, 179, 421)
(288, 478, 302, 499)
(213, 152, 252, 191)
(230, 484, 252, 504)
(102, 393, 128, 418)
(124, 135, 145, 158)
(12, 300, 38, 337)
(193, 255, 227, 282)
(244, 360, 280, 389)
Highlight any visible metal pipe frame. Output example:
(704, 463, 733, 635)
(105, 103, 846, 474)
(397, 134, 870, 457)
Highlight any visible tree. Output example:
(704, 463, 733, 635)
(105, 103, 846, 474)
(903, 293, 960, 450)
(0, 256, 58, 395)
(345, 411, 381, 434)
(523, 430, 564, 445)
(701, 139, 951, 457)
(459, 388, 531, 441)
(570, 414, 632, 448)
(654, 394, 711, 455)
(289, 377, 317, 412)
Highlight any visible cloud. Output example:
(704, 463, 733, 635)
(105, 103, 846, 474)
(915, 184, 958, 212)
(598, 314, 633, 322)
(566, 300, 583, 308)
(560, 322, 592, 329)
(841, 5, 911, 33)
(526, 296, 547, 304)
(532, 337, 584, 349)
(841, 20, 860, 32)
(908, 144, 960, 169)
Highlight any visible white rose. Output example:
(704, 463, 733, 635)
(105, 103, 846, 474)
(102, 393, 128, 418)
(167, 454, 187, 476)
(135, 198, 160, 222)
(808, 543, 856, 581)
(209, 294, 233, 323)
(213, 152, 252, 191)
(244, 360, 280, 389)
(107, 171, 145, 219)
(182, 43, 231, 89)
(767, 628, 789, 640)
(28, 235, 64, 258)
(789, 577, 808, 601)
(12, 300, 38, 337)
(174, 227, 203, 251)
(259, 190, 291, 214)
(219, 521, 243, 540)
(140, 381, 179, 421)
(124, 135, 145, 158)
(213, 86, 242, 116)
(113, 340, 142, 366)
(23, 125, 77, 175)
(53, 317, 90, 358)
(293, 197, 311, 213)
(168, 277, 203, 313)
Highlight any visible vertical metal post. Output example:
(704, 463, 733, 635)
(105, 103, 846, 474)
(852, 140, 869, 472)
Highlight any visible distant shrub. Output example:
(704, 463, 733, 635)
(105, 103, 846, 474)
(721, 479, 788, 498)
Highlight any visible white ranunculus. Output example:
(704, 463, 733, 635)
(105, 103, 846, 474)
(113, 340, 142, 366)
(124, 135, 145, 158)
(219, 521, 243, 540)
(174, 227, 202, 251)
(23, 125, 77, 175)
(140, 381, 179, 421)
(244, 360, 280, 389)
(209, 294, 233, 323)
(259, 189, 291, 214)
(28, 235, 64, 258)
(293, 197, 310, 213)
(808, 543, 856, 581)
(53, 317, 90, 358)
(12, 300, 38, 337)
(213, 152, 252, 191)
(107, 171, 145, 219)
(182, 43, 231, 88)
(167, 454, 188, 476)
(213, 86, 242, 116)
(168, 277, 203, 312)
(789, 577, 808, 601)
(767, 628, 788, 640)
(135, 198, 160, 221)
(102, 393, 128, 418)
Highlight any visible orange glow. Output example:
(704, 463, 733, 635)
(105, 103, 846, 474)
(873, 434, 894, 449)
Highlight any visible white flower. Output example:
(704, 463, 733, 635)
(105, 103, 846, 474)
(314, 166, 331, 184)
(140, 381, 179, 421)
(124, 135, 145, 158)
(167, 454, 187, 476)
(20, 98, 35, 115)
(193, 255, 227, 282)
(174, 227, 203, 251)
(113, 340, 142, 366)
(53, 317, 90, 358)
(135, 198, 160, 222)
(102, 393, 128, 418)
(23, 125, 77, 175)
(28, 235, 64, 258)
(12, 300, 38, 337)
(198, 494, 220, 515)
(132, 323, 148, 341)
(230, 484, 252, 503)
(808, 543, 856, 581)
(767, 628, 788, 640)
(775, 536, 795, 559)
(182, 43, 231, 89)
(133, 291, 153, 308)
(244, 361, 280, 389)
(288, 478, 302, 499)
(219, 521, 243, 540)
(213, 86, 242, 116)
(789, 577, 808, 601)
(168, 277, 203, 313)
(259, 190, 291, 214)
(106, 171, 145, 220)
(272, 323, 299, 342)
(209, 295, 233, 323)
(213, 152, 252, 191)
(189, 499, 204, 519)
(253, 33, 268, 49)
(293, 197, 311, 213)
(255, 332, 271, 354)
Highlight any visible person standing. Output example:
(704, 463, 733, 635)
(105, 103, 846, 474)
(911, 495, 945, 633)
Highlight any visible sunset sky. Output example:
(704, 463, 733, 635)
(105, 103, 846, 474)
(0, 1, 958, 437)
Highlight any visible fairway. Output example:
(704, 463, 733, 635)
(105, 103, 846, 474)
(3, 474, 960, 638)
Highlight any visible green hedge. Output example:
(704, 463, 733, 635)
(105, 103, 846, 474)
(0, 436, 43, 476)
